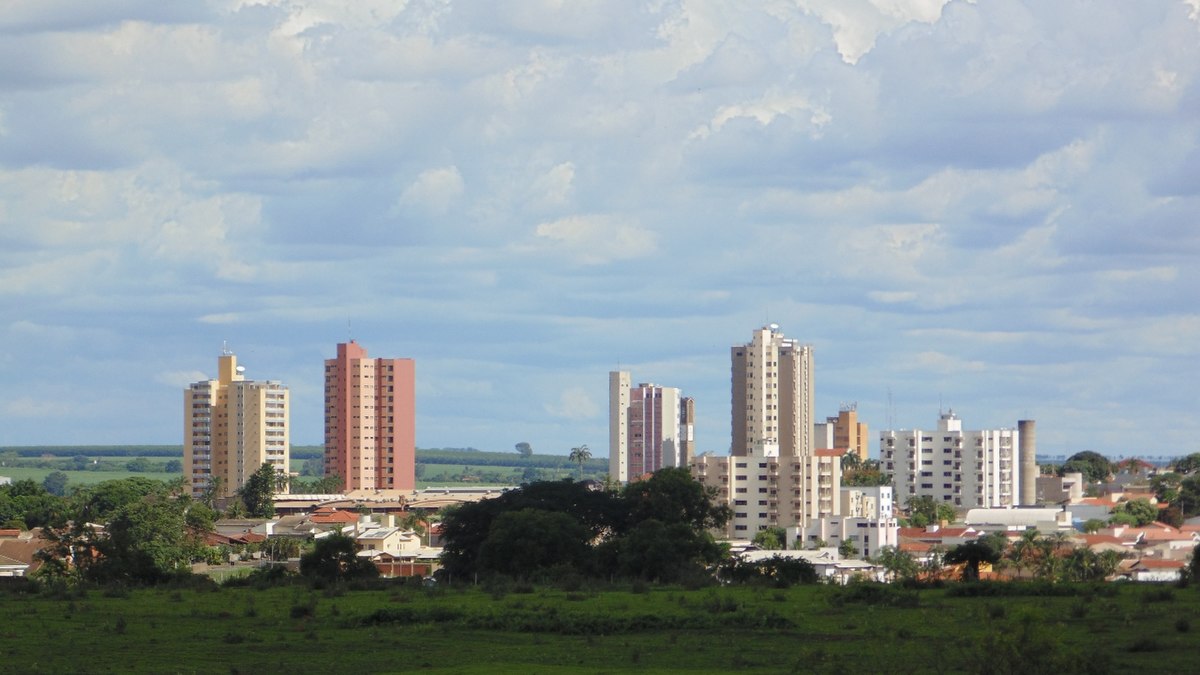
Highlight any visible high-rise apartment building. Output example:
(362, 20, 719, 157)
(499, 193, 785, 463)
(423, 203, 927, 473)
(184, 351, 289, 499)
(731, 324, 814, 458)
(694, 325, 836, 535)
(815, 405, 870, 462)
(881, 410, 1021, 510)
(608, 371, 694, 483)
(324, 341, 415, 492)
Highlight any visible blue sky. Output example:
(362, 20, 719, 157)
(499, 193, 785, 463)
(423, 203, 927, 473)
(1, 0, 1197, 459)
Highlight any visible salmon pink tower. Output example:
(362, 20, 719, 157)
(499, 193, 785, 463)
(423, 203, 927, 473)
(324, 341, 415, 492)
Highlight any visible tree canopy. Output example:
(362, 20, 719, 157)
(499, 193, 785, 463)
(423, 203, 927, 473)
(438, 469, 729, 583)
(905, 495, 956, 527)
(239, 463, 278, 518)
(1060, 451, 1113, 483)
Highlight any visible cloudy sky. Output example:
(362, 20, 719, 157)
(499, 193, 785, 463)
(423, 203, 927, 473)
(1, 0, 1197, 460)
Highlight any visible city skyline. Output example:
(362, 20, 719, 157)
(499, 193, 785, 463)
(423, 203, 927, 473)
(1, 2, 1198, 458)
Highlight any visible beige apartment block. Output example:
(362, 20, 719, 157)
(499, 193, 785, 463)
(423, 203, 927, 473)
(184, 351, 289, 499)
(815, 405, 870, 462)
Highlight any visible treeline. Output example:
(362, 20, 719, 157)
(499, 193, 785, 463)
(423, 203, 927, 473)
(4, 446, 609, 471)
(1, 446, 180, 458)
(419, 449, 605, 470)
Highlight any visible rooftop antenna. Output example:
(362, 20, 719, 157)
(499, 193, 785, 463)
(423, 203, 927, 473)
(886, 387, 894, 430)
(347, 318, 353, 343)
(221, 340, 233, 356)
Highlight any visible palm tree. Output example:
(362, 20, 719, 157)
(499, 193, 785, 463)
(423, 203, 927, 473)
(1006, 529, 1041, 579)
(568, 444, 592, 480)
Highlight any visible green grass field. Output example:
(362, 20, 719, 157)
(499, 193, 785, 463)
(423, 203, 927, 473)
(1, 581, 1196, 673)
(0, 466, 177, 487)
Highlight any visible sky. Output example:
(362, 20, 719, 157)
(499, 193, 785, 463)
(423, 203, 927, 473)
(1, 0, 1198, 460)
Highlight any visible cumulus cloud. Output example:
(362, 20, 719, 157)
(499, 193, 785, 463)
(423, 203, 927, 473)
(0, 0, 1196, 457)
(396, 166, 466, 215)
(532, 214, 658, 265)
(154, 370, 210, 388)
(544, 386, 600, 420)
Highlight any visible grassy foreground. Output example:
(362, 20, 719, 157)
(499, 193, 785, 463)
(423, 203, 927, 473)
(1, 580, 1197, 674)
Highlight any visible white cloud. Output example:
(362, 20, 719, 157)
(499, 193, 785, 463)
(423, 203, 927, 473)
(797, 0, 953, 64)
(3, 397, 72, 418)
(544, 386, 600, 420)
(155, 370, 210, 388)
(532, 214, 658, 265)
(397, 166, 465, 215)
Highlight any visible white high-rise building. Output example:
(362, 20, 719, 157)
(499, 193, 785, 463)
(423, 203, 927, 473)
(881, 410, 1019, 510)
(609, 371, 694, 483)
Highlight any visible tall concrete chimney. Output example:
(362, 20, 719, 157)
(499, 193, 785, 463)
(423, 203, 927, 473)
(1018, 420, 1037, 506)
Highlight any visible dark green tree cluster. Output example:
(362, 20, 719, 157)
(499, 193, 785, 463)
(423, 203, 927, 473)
(439, 468, 730, 584)
(1059, 451, 1113, 483)
(1107, 498, 1157, 526)
(37, 477, 215, 584)
(718, 555, 818, 586)
(0, 479, 69, 529)
(299, 532, 379, 582)
(905, 495, 957, 528)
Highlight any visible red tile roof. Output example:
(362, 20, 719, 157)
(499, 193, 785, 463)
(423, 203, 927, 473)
(1133, 558, 1185, 569)
(310, 510, 360, 524)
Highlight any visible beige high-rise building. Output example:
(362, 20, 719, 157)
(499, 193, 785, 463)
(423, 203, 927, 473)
(731, 324, 814, 459)
(184, 351, 289, 499)
(694, 325, 833, 536)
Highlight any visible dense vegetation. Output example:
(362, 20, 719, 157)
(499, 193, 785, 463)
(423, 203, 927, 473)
(439, 469, 731, 584)
(1, 579, 1198, 673)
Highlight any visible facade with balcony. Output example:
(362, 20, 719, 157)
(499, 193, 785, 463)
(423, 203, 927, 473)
(880, 410, 1019, 510)
(184, 351, 290, 499)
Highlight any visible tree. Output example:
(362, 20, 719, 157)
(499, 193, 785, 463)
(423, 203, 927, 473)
(515, 442, 533, 458)
(1081, 519, 1106, 534)
(87, 497, 203, 583)
(125, 457, 153, 473)
(568, 444, 592, 480)
(838, 539, 859, 559)
(477, 509, 592, 578)
(1175, 475, 1200, 517)
(164, 459, 183, 473)
(1152, 472, 1182, 504)
(840, 451, 861, 472)
(1171, 453, 1200, 475)
(874, 546, 918, 582)
(200, 476, 224, 510)
(1060, 451, 1113, 483)
(906, 495, 956, 527)
(1005, 530, 1041, 579)
(74, 477, 167, 523)
(944, 541, 1000, 582)
(1108, 498, 1157, 527)
(439, 479, 622, 580)
(0, 480, 68, 529)
(753, 527, 786, 550)
(621, 467, 731, 533)
(612, 518, 724, 582)
(42, 471, 69, 497)
(301, 457, 324, 477)
(239, 463, 278, 518)
(300, 532, 379, 582)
